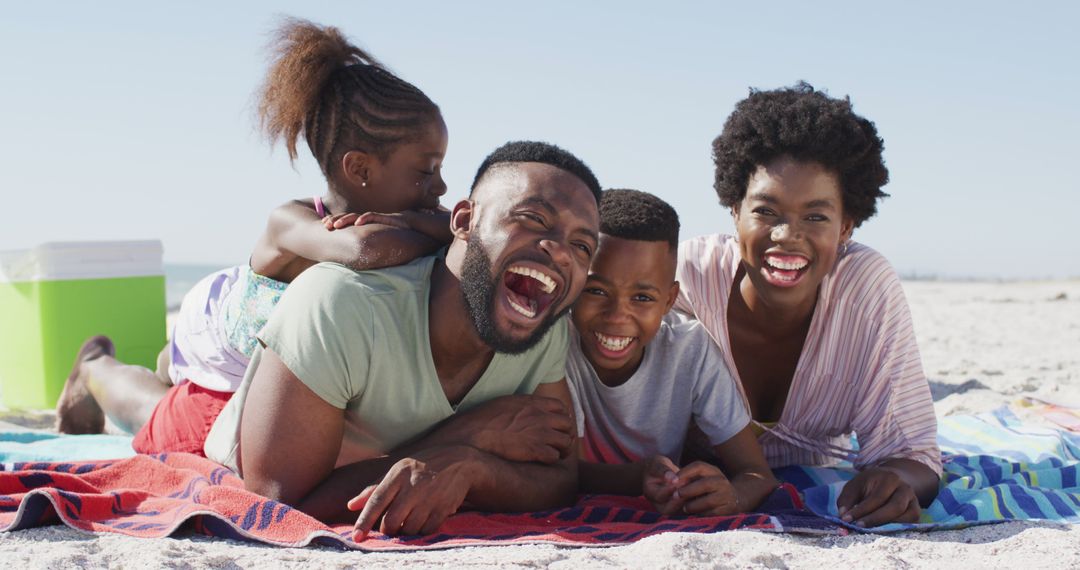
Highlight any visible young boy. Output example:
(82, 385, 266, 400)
(567, 189, 777, 516)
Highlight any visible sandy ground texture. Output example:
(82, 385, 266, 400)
(1, 280, 1078, 568)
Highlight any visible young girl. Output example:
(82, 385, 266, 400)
(56, 18, 451, 457)
(676, 83, 940, 527)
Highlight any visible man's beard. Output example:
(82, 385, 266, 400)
(459, 234, 566, 355)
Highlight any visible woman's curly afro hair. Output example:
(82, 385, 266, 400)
(712, 82, 889, 227)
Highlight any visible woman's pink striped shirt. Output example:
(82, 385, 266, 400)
(675, 234, 941, 474)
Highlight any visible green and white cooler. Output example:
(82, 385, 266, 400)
(0, 240, 166, 409)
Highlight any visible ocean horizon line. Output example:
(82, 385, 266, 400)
(162, 263, 1079, 308)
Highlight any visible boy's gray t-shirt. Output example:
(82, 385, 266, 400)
(566, 314, 749, 464)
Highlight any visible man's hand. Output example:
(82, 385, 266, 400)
(347, 446, 481, 539)
(435, 395, 575, 463)
(836, 465, 921, 527)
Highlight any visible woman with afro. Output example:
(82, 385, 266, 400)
(676, 82, 940, 527)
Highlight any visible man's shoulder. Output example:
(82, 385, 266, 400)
(493, 316, 570, 381)
(301, 256, 437, 298)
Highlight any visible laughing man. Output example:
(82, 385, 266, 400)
(203, 141, 601, 538)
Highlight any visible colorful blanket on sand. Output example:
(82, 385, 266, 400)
(1, 407, 1076, 547)
(0, 453, 827, 550)
(778, 408, 1080, 532)
(1018, 396, 1080, 433)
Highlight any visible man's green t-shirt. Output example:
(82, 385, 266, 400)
(203, 256, 570, 471)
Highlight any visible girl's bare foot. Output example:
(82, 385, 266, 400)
(55, 335, 114, 434)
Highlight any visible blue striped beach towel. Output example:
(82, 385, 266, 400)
(777, 407, 1080, 532)
(0, 431, 135, 463)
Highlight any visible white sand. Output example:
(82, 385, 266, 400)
(1, 280, 1078, 568)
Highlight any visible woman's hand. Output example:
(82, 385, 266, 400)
(836, 465, 921, 527)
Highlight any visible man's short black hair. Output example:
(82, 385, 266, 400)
(599, 188, 680, 249)
(712, 81, 889, 227)
(470, 140, 602, 202)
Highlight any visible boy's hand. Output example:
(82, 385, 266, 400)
(671, 461, 740, 516)
(642, 455, 683, 515)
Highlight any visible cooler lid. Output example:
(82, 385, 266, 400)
(0, 240, 164, 282)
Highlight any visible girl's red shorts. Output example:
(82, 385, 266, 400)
(132, 381, 231, 457)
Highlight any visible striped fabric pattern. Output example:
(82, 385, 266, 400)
(0, 453, 830, 549)
(780, 408, 1080, 532)
(675, 234, 941, 474)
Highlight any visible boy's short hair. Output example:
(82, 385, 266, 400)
(599, 188, 680, 249)
(470, 140, 602, 202)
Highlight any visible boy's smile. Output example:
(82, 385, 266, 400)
(571, 235, 679, 387)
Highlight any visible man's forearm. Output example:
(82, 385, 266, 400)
(293, 444, 577, 524)
(292, 436, 516, 523)
(291, 391, 579, 524)
(295, 456, 399, 523)
(466, 449, 577, 511)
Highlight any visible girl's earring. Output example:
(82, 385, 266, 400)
(839, 240, 849, 256)
(361, 181, 367, 187)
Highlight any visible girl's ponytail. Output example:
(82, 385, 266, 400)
(257, 17, 438, 177)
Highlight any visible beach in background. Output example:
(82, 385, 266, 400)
(165, 264, 228, 310)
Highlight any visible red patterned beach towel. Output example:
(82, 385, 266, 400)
(0, 453, 835, 550)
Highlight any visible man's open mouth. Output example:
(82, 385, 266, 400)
(502, 265, 559, 319)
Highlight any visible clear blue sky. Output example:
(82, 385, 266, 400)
(2, 1, 1077, 279)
